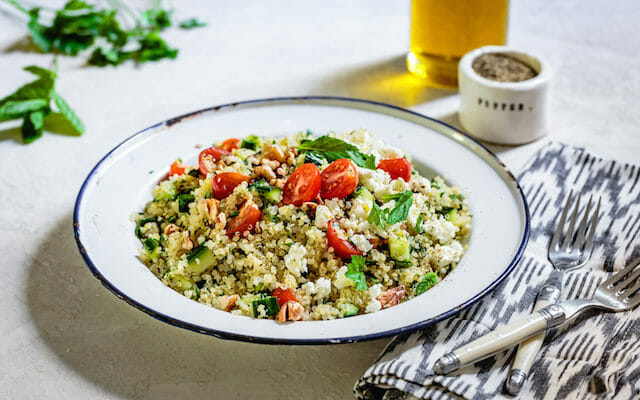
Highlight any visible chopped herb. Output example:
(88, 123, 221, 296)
(437, 206, 455, 216)
(240, 135, 260, 150)
(381, 191, 410, 202)
(367, 200, 386, 228)
(192, 285, 200, 299)
(449, 193, 458, 201)
(249, 179, 272, 193)
(265, 211, 281, 223)
(414, 214, 424, 233)
(284, 242, 294, 247)
(179, 18, 207, 29)
(135, 217, 156, 238)
(196, 280, 206, 289)
(229, 210, 239, 218)
(345, 255, 368, 290)
(177, 193, 195, 212)
(187, 169, 201, 178)
(204, 189, 212, 199)
(148, 170, 154, 174)
(304, 151, 325, 166)
(416, 272, 438, 295)
(143, 237, 159, 253)
(166, 215, 177, 223)
(385, 191, 413, 225)
(297, 135, 376, 169)
(431, 180, 441, 190)
(394, 260, 412, 268)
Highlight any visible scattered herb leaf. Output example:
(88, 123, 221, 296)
(179, 18, 207, 29)
(386, 191, 413, 225)
(345, 255, 368, 290)
(297, 135, 376, 169)
(416, 272, 438, 295)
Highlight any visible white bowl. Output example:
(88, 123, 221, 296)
(73, 97, 529, 344)
(458, 46, 551, 145)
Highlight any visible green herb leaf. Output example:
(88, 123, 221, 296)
(143, 237, 159, 253)
(416, 272, 438, 295)
(0, 99, 48, 121)
(51, 91, 84, 134)
(345, 255, 368, 290)
(141, 8, 172, 30)
(368, 200, 386, 228)
(22, 110, 46, 143)
(132, 32, 178, 63)
(180, 18, 207, 29)
(385, 191, 413, 225)
(24, 65, 57, 81)
(240, 135, 260, 150)
(229, 210, 240, 218)
(297, 135, 376, 169)
(414, 214, 424, 233)
(437, 206, 455, 216)
(177, 193, 195, 212)
(304, 151, 325, 166)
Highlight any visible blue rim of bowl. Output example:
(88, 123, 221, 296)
(73, 96, 530, 345)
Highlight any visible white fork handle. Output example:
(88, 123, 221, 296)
(505, 283, 562, 394)
(433, 312, 550, 374)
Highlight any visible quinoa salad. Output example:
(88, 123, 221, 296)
(134, 129, 471, 322)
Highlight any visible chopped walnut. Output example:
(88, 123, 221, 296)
(199, 199, 219, 223)
(164, 223, 180, 235)
(255, 165, 276, 180)
(261, 158, 280, 170)
(377, 286, 407, 309)
(181, 231, 193, 250)
(214, 294, 239, 312)
(275, 164, 289, 177)
(275, 301, 305, 323)
(215, 213, 227, 231)
(263, 143, 287, 163)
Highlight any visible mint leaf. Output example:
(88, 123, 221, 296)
(22, 110, 46, 143)
(345, 255, 368, 290)
(414, 214, 424, 233)
(298, 135, 376, 169)
(385, 191, 413, 225)
(0, 99, 48, 121)
(367, 200, 386, 228)
(416, 272, 438, 295)
(51, 91, 85, 134)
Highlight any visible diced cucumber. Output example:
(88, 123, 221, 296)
(445, 209, 462, 226)
(186, 245, 216, 275)
(166, 270, 194, 291)
(389, 234, 410, 262)
(250, 180, 282, 203)
(354, 186, 374, 202)
(240, 135, 260, 150)
(143, 237, 161, 259)
(252, 296, 280, 317)
(340, 303, 359, 317)
(153, 181, 177, 201)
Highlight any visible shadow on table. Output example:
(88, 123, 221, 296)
(26, 214, 387, 400)
(312, 55, 456, 108)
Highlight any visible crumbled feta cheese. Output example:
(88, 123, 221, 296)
(314, 277, 331, 299)
(365, 299, 382, 313)
(350, 197, 370, 220)
(315, 205, 332, 229)
(424, 219, 457, 244)
(324, 199, 344, 218)
(284, 243, 307, 276)
(368, 284, 382, 300)
(378, 145, 405, 159)
(302, 282, 316, 296)
(432, 241, 464, 267)
(357, 167, 392, 199)
(390, 177, 411, 193)
(334, 265, 354, 289)
(351, 234, 373, 253)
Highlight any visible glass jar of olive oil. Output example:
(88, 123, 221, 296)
(407, 0, 509, 88)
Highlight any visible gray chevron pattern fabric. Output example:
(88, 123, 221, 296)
(354, 142, 640, 400)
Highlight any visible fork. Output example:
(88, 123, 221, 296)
(433, 255, 640, 375)
(506, 192, 601, 394)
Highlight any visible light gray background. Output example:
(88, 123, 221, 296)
(1, 1, 638, 399)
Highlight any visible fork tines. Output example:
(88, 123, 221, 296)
(549, 191, 601, 256)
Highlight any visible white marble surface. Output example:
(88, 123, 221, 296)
(1, 1, 638, 399)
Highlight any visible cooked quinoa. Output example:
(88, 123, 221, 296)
(134, 129, 471, 322)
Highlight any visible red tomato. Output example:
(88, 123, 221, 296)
(272, 287, 297, 307)
(211, 172, 250, 199)
(376, 158, 412, 182)
(320, 158, 358, 199)
(169, 159, 185, 176)
(227, 201, 262, 236)
(327, 219, 363, 259)
(220, 138, 240, 152)
(282, 163, 321, 206)
(198, 147, 230, 175)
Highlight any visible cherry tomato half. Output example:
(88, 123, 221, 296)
(227, 201, 262, 236)
(272, 287, 297, 307)
(169, 159, 185, 177)
(198, 147, 230, 176)
(327, 219, 363, 259)
(220, 138, 240, 152)
(376, 158, 412, 182)
(211, 172, 250, 199)
(282, 163, 321, 206)
(320, 158, 358, 200)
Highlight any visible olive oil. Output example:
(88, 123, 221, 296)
(407, 0, 509, 88)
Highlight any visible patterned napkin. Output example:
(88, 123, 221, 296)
(354, 142, 640, 400)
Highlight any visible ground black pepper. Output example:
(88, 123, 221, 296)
(472, 53, 537, 82)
